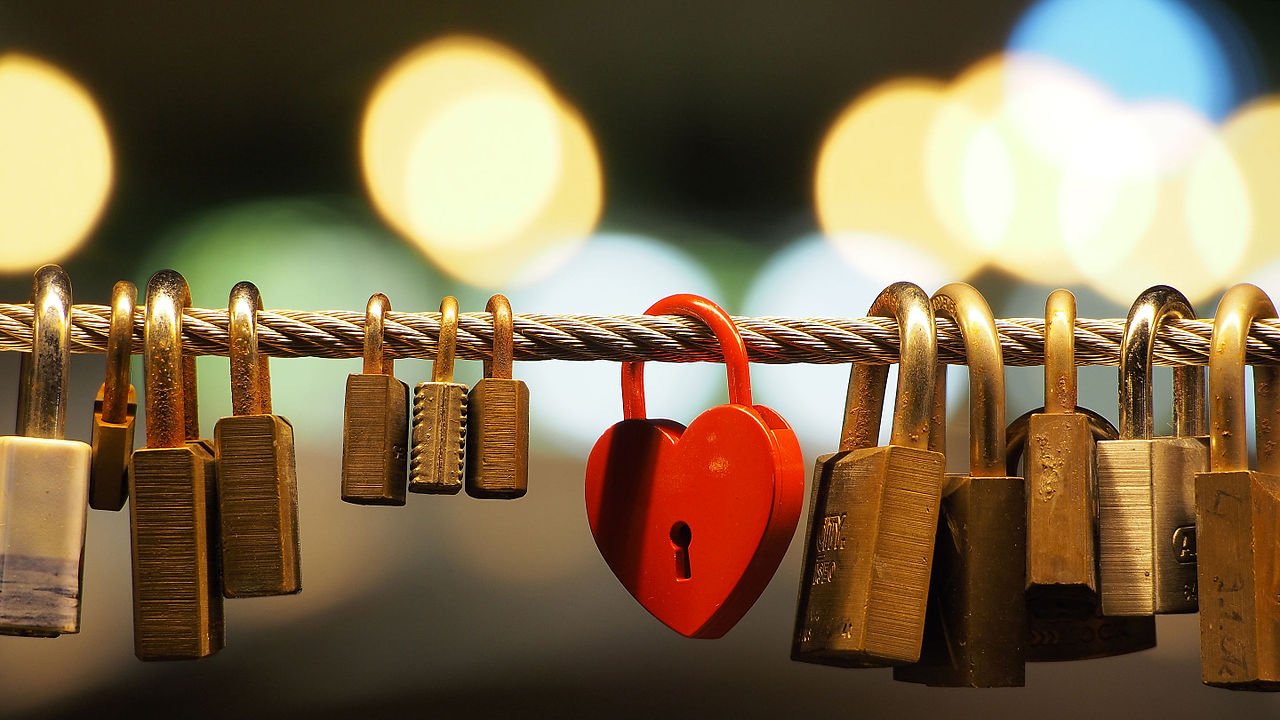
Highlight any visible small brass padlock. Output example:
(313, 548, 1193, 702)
(128, 270, 224, 660)
(1195, 283, 1280, 690)
(465, 294, 529, 499)
(894, 282, 1027, 688)
(341, 293, 410, 505)
(214, 282, 302, 597)
(410, 296, 467, 495)
(1097, 285, 1207, 616)
(89, 280, 137, 512)
(792, 281, 946, 667)
(1007, 408, 1157, 662)
(0, 265, 92, 637)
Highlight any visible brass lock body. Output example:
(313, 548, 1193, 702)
(214, 282, 301, 597)
(89, 281, 138, 512)
(792, 282, 945, 667)
(1097, 286, 1207, 616)
(1195, 283, 1280, 690)
(410, 296, 467, 495)
(128, 270, 225, 660)
(894, 283, 1027, 688)
(465, 295, 529, 499)
(0, 266, 92, 637)
(342, 293, 410, 505)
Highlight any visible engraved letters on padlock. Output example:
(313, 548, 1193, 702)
(410, 296, 467, 495)
(0, 266, 92, 637)
(465, 294, 529, 499)
(214, 282, 302, 597)
(342, 293, 410, 505)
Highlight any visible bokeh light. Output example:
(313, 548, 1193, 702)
(0, 53, 112, 272)
(1008, 0, 1252, 119)
(361, 36, 603, 288)
(1222, 98, 1280, 274)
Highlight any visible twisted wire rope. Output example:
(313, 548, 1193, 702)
(2, 304, 1280, 366)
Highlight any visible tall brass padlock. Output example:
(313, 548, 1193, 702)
(1097, 285, 1207, 616)
(89, 280, 137, 512)
(214, 282, 301, 597)
(0, 265, 91, 637)
(465, 294, 529, 499)
(1007, 408, 1158, 661)
(341, 293, 409, 505)
(792, 281, 946, 667)
(410, 296, 467, 495)
(1195, 283, 1280, 690)
(128, 269, 224, 660)
(895, 282, 1027, 688)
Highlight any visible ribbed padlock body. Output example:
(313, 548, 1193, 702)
(1195, 469, 1280, 689)
(0, 436, 91, 637)
(465, 377, 529, 499)
(1097, 436, 1207, 615)
(1025, 412, 1097, 597)
(341, 373, 409, 505)
(128, 440, 224, 660)
(89, 391, 135, 511)
(894, 474, 1028, 687)
(215, 413, 301, 597)
(792, 444, 945, 667)
(410, 382, 467, 494)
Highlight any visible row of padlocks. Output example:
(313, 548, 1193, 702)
(1, 265, 1277, 692)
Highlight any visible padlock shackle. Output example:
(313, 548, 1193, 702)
(484, 294, 514, 380)
(1004, 405, 1118, 477)
(838, 282, 937, 452)
(1043, 289, 1077, 414)
(362, 293, 394, 376)
(16, 264, 73, 440)
(1208, 284, 1279, 474)
(622, 294, 751, 419)
(101, 280, 137, 424)
(144, 269, 200, 449)
(228, 281, 271, 416)
(931, 283, 1006, 477)
(432, 295, 460, 383)
(1118, 285, 1206, 440)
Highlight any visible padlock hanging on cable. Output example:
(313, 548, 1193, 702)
(410, 295, 467, 495)
(88, 280, 137, 512)
(341, 293, 410, 506)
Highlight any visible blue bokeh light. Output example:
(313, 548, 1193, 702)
(1008, 0, 1254, 119)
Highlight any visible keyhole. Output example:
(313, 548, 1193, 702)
(670, 521, 692, 580)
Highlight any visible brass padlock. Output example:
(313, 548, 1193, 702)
(89, 280, 138, 512)
(792, 281, 946, 667)
(894, 282, 1027, 688)
(410, 296, 467, 495)
(214, 281, 301, 597)
(0, 265, 92, 637)
(1195, 283, 1280, 690)
(341, 293, 410, 505)
(128, 269, 225, 660)
(465, 294, 529, 499)
(1007, 408, 1158, 661)
(1097, 285, 1207, 616)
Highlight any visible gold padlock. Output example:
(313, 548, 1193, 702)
(1195, 283, 1280, 690)
(128, 269, 224, 660)
(894, 282, 1027, 688)
(410, 296, 467, 495)
(89, 280, 137, 512)
(1097, 285, 1207, 616)
(792, 281, 945, 667)
(341, 293, 410, 505)
(1007, 408, 1158, 661)
(465, 294, 530, 499)
(214, 281, 302, 597)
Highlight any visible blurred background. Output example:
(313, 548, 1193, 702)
(2, 0, 1280, 716)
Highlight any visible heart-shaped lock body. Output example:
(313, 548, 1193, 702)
(585, 294, 804, 638)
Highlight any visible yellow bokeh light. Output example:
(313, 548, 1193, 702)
(1222, 98, 1280, 274)
(0, 54, 113, 272)
(360, 36, 602, 288)
(815, 79, 985, 279)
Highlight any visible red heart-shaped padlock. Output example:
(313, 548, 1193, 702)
(585, 294, 805, 638)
